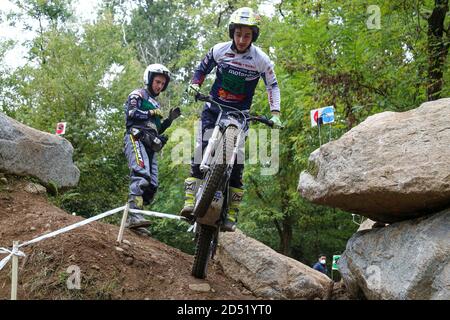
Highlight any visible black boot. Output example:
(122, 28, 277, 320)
(130, 227, 152, 237)
(126, 195, 151, 228)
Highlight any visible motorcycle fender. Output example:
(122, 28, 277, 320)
(196, 191, 224, 226)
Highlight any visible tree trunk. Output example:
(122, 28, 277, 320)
(344, 98, 357, 129)
(426, 0, 449, 101)
(279, 216, 293, 256)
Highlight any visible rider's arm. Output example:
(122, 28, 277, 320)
(158, 118, 172, 134)
(158, 107, 181, 134)
(125, 91, 151, 121)
(191, 47, 218, 86)
(267, 84, 281, 113)
(257, 50, 281, 113)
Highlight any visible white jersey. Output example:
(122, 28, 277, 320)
(192, 41, 280, 112)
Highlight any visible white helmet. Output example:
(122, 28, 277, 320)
(143, 63, 171, 92)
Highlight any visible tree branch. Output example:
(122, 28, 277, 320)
(278, 0, 286, 18)
(273, 219, 282, 237)
(247, 175, 271, 206)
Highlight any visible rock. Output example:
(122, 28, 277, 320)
(29, 226, 36, 231)
(189, 283, 211, 292)
(91, 264, 100, 271)
(241, 288, 252, 295)
(339, 209, 450, 300)
(24, 182, 47, 194)
(124, 257, 134, 265)
(0, 112, 80, 188)
(156, 275, 165, 282)
(122, 240, 131, 246)
(122, 249, 133, 257)
(331, 280, 350, 300)
(298, 98, 450, 223)
(0, 177, 7, 184)
(115, 246, 124, 252)
(217, 229, 333, 300)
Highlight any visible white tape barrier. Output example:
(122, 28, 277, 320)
(129, 208, 185, 221)
(22, 206, 126, 247)
(0, 206, 126, 271)
(187, 222, 197, 233)
(0, 205, 190, 272)
(0, 247, 26, 270)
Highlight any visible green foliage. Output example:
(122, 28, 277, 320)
(3, 9, 143, 217)
(47, 180, 59, 196)
(237, 0, 448, 263)
(9, 0, 73, 29)
(1, 0, 448, 264)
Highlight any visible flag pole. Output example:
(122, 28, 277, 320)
(318, 122, 322, 147)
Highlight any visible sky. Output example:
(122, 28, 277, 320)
(0, 0, 277, 69)
(0, 0, 102, 68)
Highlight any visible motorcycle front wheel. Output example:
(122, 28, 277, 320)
(192, 223, 216, 279)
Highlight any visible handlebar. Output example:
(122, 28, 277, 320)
(195, 92, 274, 128)
(195, 92, 214, 104)
(248, 115, 274, 127)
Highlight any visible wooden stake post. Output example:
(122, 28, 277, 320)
(11, 241, 19, 300)
(117, 204, 129, 244)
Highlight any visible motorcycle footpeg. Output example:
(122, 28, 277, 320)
(181, 215, 196, 224)
(220, 222, 236, 232)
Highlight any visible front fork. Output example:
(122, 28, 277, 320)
(200, 124, 243, 173)
(200, 124, 221, 172)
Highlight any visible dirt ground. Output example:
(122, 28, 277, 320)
(0, 178, 257, 300)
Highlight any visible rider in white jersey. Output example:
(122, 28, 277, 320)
(180, 7, 282, 231)
(190, 40, 280, 113)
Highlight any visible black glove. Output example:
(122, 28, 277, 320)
(168, 107, 181, 121)
(158, 134, 168, 147)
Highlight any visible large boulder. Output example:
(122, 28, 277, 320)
(216, 229, 334, 300)
(0, 113, 79, 188)
(298, 98, 450, 223)
(338, 209, 450, 300)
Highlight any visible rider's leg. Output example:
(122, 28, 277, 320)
(127, 152, 159, 235)
(180, 106, 218, 217)
(180, 177, 201, 219)
(132, 150, 159, 236)
(124, 134, 152, 229)
(142, 152, 158, 206)
(222, 164, 244, 231)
